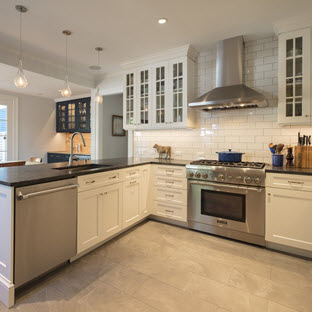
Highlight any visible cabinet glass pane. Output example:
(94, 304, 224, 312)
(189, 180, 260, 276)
(139, 69, 149, 125)
(286, 78, 293, 97)
(172, 62, 183, 123)
(286, 39, 293, 57)
(286, 99, 293, 117)
(173, 64, 177, 78)
(286, 59, 293, 77)
(178, 108, 183, 122)
(173, 94, 177, 108)
(178, 63, 183, 76)
(295, 37, 303, 56)
(295, 57, 302, 76)
(295, 77, 302, 96)
(295, 98, 302, 116)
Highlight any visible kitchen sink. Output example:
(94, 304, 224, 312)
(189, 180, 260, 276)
(53, 164, 112, 172)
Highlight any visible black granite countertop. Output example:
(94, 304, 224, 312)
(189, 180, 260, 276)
(266, 165, 312, 176)
(0, 158, 190, 187)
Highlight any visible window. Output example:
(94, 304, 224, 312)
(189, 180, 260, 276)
(0, 105, 7, 161)
(0, 95, 18, 162)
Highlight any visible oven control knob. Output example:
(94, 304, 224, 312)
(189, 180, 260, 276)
(218, 174, 224, 181)
(254, 177, 261, 184)
(188, 172, 194, 178)
(245, 176, 252, 184)
(202, 173, 208, 179)
(195, 172, 201, 178)
(236, 176, 243, 182)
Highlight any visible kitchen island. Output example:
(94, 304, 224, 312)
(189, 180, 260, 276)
(0, 157, 189, 308)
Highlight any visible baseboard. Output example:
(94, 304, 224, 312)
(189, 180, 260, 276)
(0, 274, 14, 308)
(266, 242, 312, 259)
(149, 215, 188, 228)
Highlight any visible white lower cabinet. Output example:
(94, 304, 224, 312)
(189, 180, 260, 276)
(101, 183, 123, 241)
(122, 178, 142, 228)
(141, 165, 151, 217)
(266, 173, 312, 252)
(77, 188, 102, 253)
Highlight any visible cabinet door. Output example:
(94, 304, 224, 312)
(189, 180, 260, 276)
(266, 187, 312, 251)
(56, 102, 68, 132)
(140, 166, 150, 217)
(101, 183, 123, 241)
(136, 67, 152, 128)
(122, 178, 141, 228)
(76, 98, 91, 133)
(152, 62, 169, 127)
(278, 28, 311, 124)
(77, 188, 102, 253)
(168, 58, 187, 126)
(123, 71, 137, 129)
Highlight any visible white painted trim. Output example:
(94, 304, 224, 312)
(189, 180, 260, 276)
(0, 275, 14, 308)
(0, 94, 18, 160)
(121, 45, 198, 69)
(128, 130, 134, 157)
(54, 92, 91, 102)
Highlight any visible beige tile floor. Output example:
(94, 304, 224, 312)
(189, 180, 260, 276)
(1, 220, 311, 312)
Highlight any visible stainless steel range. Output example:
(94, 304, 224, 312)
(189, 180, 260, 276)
(187, 160, 266, 246)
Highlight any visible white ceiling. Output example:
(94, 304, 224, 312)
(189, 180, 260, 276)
(0, 0, 312, 94)
(0, 63, 90, 99)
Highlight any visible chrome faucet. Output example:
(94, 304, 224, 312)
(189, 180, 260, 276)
(69, 132, 86, 166)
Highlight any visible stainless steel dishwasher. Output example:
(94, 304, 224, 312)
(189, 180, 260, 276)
(15, 178, 78, 287)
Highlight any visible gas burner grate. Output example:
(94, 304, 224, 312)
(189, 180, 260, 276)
(190, 160, 265, 169)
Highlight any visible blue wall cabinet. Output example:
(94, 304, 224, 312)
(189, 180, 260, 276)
(56, 97, 91, 133)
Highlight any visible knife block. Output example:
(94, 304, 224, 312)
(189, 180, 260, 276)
(294, 146, 312, 168)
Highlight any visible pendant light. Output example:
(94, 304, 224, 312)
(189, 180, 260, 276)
(94, 87, 103, 104)
(91, 47, 104, 104)
(14, 5, 28, 88)
(60, 30, 72, 97)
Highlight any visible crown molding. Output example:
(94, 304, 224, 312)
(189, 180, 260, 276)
(121, 44, 198, 70)
(273, 16, 312, 34)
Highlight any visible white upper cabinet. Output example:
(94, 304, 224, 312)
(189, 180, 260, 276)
(122, 45, 197, 130)
(278, 28, 311, 124)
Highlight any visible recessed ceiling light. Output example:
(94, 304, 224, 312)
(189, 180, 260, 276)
(158, 18, 167, 24)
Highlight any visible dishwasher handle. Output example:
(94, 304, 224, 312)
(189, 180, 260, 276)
(17, 184, 79, 200)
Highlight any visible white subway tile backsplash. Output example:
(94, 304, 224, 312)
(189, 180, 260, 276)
(133, 36, 312, 163)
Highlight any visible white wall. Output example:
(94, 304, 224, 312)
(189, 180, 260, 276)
(133, 36, 312, 163)
(0, 90, 65, 162)
(100, 93, 128, 159)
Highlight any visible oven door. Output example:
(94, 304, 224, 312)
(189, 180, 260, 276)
(188, 181, 264, 236)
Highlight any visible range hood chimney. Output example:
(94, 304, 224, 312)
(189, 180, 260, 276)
(189, 36, 267, 110)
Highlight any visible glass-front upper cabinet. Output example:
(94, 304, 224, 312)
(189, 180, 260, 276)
(278, 28, 311, 124)
(153, 63, 168, 126)
(137, 68, 151, 128)
(56, 97, 91, 133)
(124, 72, 136, 127)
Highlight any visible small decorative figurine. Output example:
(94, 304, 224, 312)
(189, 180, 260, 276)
(286, 145, 294, 167)
(153, 144, 172, 159)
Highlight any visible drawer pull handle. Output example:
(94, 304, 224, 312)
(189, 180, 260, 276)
(109, 176, 117, 180)
(100, 192, 108, 195)
(288, 181, 304, 185)
(129, 172, 137, 175)
(130, 181, 137, 184)
(86, 180, 95, 184)
(165, 194, 174, 197)
(165, 209, 174, 213)
(166, 181, 174, 184)
(166, 170, 174, 173)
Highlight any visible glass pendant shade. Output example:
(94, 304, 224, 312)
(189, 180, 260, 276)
(14, 59, 28, 88)
(60, 76, 72, 97)
(94, 88, 103, 104)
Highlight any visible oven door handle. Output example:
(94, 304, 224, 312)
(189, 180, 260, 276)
(189, 181, 263, 192)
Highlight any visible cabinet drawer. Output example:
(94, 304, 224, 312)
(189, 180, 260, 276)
(153, 165, 186, 178)
(153, 175, 187, 190)
(153, 201, 187, 222)
(78, 171, 120, 191)
(154, 187, 187, 206)
(120, 167, 141, 180)
(266, 173, 312, 191)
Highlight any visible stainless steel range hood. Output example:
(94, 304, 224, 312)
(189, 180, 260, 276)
(189, 36, 267, 110)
